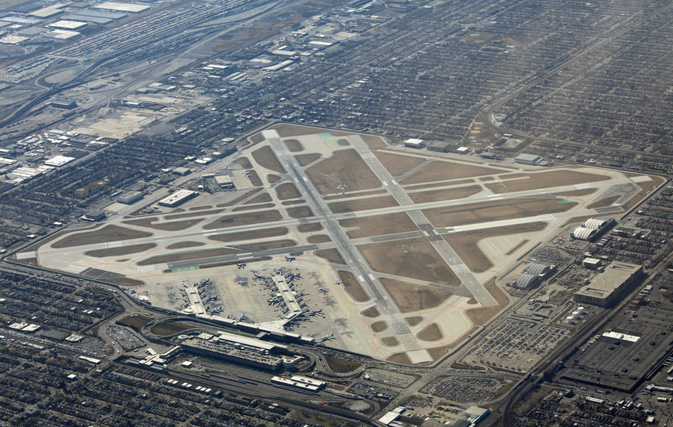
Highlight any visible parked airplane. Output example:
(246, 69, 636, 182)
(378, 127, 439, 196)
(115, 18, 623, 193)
(285, 256, 296, 262)
(319, 286, 327, 292)
(335, 280, 341, 285)
(237, 263, 246, 269)
(318, 333, 334, 343)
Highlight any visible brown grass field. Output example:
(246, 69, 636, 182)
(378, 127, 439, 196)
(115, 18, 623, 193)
(337, 270, 370, 302)
(339, 213, 417, 239)
(298, 223, 322, 232)
(374, 151, 425, 176)
(20, 224, 102, 253)
(553, 188, 598, 197)
(323, 189, 387, 200)
(243, 239, 296, 251)
(166, 241, 205, 250)
(361, 306, 380, 317)
(150, 321, 192, 336)
(251, 146, 286, 173)
(267, 174, 281, 184)
(236, 157, 253, 169)
(287, 206, 314, 218)
(417, 323, 442, 341)
(295, 153, 322, 166)
(52, 225, 152, 249)
(216, 188, 261, 207)
(189, 205, 212, 211)
(621, 175, 665, 211)
(359, 237, 460, 286)
(203, 210, 282, 230)
(380, 278, 453, 313)
(382, 337, 399, 346)
(245, 192, 272, 204)
(443, 222, 547, 272)
(306, 149, 381, 194)
(284, 139, 303, 152)
(247, 170, 263, 186)
(423, 197, 576, 228)
(400, 161, 501, 185)
(232, 203, 276, 212)
(405, 316, 423, 326)
(387, 352, 412, 364)
(360, 134, 388, 149)
(307, 235, 331, 244)
(371, 321, 388, 333)
(315, 248, 346, 265)
(164, 209, 224, 219)
(207, 227, 288, 242)
(85, 243, 157, 258)
(124, 218, 204, 231)
(485, 170, 611, 193)
(275, 182, 301, 200)
(403, 178, 475, 191)
(328, 196, 398, 214)
(588, 195, 621, 209)
(465, 278, 509, 326)
(137, 247, 238, 266)
(409, 185, 482, 204)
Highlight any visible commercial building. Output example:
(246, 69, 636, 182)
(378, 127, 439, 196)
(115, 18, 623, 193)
(158, 189, 198, 207)
(515, 153, 547, 166)
(574, 262, 643, 307)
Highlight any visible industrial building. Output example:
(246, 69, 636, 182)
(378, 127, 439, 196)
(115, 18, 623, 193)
(515, 153, 547, 166)
(574, 262, 643, 307)
(404, 138, 424, 148)
(514, 262, 554, 288)
(117, 191, 144, 205)
(158, 189, 198, 207)
(51, 99, 78, 109)
(215, 175, 235, 189)
(82, 210, 106, 222)
(582, 257, 602, 269)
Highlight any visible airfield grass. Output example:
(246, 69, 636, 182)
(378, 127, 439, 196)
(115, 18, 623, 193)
(443, 222, 547, 273)
(232, 203, 276, 212)
(247, 170, 263, 186)
(275, 182, 301, 200)
(621, 175, 665, 211)
(403, 178, 474, 191)
(409, 185, 482, 204)
(243, 239, 296, 251)
(361, 307, 380, 318)
(287, 206, 314, 218)
(216, 188, 261, 207)
(400, 161, 501, 185)
(485, 170, 611, 193)
(360, 134, 388, 149)
(298, 223, 322, 232)
(267, 174, 281, 184)
(207, 227, 288, 242)
(423, 197, 576, 228)
(85, 243, 157, 258)
(340, 212, 417, 239)
(553, 188, 598, 197)
(251, 145, 286, 173)
(374, 151, 425, 176)
(465, 278, 509, 326)
(315, 248, 346, 265)
(150, 321, 192, 336)
(137, 247, 238, 266)
(337, 270, 369, 302)
(166, 241, 205, 250)
(284, 139, 303, 152)
(295, 153, 322, 166)
(306, 149, 381, 194)
(382, 337, 399, 346)
(405, 316, 423, 326)
(359, 237, 460, 286)
(203, 210, 282, 230)
(323, 189, 387, 200)
(270, 123, 351, 138)
(371, 321, 388, 333)
(417, 323, 443, 341)
(307, 235, 331, 244)
(328, 196, 398, 214)
(124, 217, 204, 231)
(588, 195, 621, 209)
(52, 225, 152, 249)
(235, 157, 253, 169)
(380, 278, 453, 313)
(245, 192, 272, 204)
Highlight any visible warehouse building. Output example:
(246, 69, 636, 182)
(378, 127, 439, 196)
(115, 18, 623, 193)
(215, 175, 235, 189)
(51, 99, 78, 109)
(404, 138, 424, 149)
(574, 262, 643, 307)
(158, 189, 198, 207)
(515, 153, 547, 166)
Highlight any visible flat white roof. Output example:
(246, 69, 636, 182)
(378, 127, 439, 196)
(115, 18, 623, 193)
(602, 331, 640, 343)
(45, 155, 75, 166)
(48, 20, 88, 29)
(94, 2, 150, 12)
